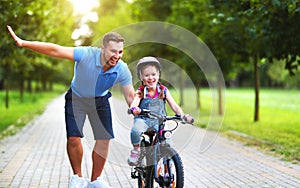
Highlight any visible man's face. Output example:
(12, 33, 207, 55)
(102, 41, 124, 67)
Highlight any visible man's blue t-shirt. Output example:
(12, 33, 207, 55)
(71, 46, 132, 98)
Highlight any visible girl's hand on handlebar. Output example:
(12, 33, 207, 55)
(183, 114, 194, 124)
(130, 106, 142, 115)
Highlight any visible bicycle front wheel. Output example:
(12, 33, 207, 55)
(147, 146, 184, 188)
(137, 140, 149, 188)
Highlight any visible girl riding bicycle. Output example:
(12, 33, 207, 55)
(128, 56, 193, 166)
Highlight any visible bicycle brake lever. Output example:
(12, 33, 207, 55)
(140, 109, 150, 115)
(127, 108, 133, 114)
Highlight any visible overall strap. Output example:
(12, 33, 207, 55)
(138, 83, 167, 101)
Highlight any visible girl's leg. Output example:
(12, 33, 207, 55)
(128, 118, 148, 165)
(130, 118, 148, 147)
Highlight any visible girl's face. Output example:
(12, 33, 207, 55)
(140, 65, 159, 88)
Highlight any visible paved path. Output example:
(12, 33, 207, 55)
(0, 95, 299, 187)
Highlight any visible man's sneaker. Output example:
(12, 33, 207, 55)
(69, 174, 88, 188)
(127, 149, 140, 166)
(88, 177, 112, 188)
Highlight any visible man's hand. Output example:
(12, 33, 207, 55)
(7, 25, 24, 47)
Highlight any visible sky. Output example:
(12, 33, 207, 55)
(68, 0, 99, 44)
(68, 0, 133, 45)
(68, 0, 99, 14)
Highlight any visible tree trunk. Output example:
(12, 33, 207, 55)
(42, 79, 47, 91)
(5, 78, 9, 109)
(218, 74, 223, 115)
(27, 78, 32, 93)
(4, 64, 9, 109)
(179, 69, 184, 106)
(49, 80, 53, 91)
(196, 83, 201, 109)
(0, 79, 4, 90)
(35, 79, 40, 92)
(254, 55, 260, 122)
(20, 74, 24, 102)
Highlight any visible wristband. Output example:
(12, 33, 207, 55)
(130, 107, 137, 111)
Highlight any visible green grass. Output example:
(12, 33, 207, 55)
(0, 84, 67, 139)
(1, 86, 299, 163)
(113, 86, 300, 163)
(177, 88, 300, 163)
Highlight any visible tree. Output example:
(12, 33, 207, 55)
(261, 0, 300, 75)
(238, 0, 300, 120)
(0, 0, 75, 107)
(88, 0, 135, 45)
(176, 0, 300, 121)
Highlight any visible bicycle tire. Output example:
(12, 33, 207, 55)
(146, 146, 184, 188)
(137, 140, 150, 188)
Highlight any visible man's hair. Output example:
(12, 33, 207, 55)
(102, 32, 124, 47)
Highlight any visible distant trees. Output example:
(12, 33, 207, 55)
(1, 0, 299, 121)
(127, 0, 300, 121)
(0, 0, 75, 108)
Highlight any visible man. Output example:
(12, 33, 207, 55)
(7, 26, 135, 188)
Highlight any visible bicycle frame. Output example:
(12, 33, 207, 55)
(130, 109, 184, 188)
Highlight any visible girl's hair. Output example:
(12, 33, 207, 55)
(137, 84, 166, 100)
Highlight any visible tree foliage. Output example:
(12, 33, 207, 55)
(0, 0, 75, 107)
(125, 0, 300, 120)
(1, 0, 299, 111)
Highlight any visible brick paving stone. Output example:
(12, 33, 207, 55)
(0, 95, 299, 188)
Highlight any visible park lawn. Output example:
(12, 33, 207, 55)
(1, 86, 299, 162)
(183, 88, 300, 163)
(0, 85, 67, 139)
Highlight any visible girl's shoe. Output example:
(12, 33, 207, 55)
(127, 149, 140, 166)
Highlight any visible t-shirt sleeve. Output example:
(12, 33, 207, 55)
(118, 64, 132, 86)
(73, 47, 89, 62)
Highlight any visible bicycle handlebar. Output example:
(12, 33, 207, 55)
(127, 108, 194, 124)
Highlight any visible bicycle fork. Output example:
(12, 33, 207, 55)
(154, 146, 175, 187)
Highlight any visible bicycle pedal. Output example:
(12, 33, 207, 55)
(131, 174, 139, 179)
(131, 171, 139, 179)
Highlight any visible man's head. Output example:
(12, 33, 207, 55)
(101, 32, 125, 68)
(102, 32, 124, 47)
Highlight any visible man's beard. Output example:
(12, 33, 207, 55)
(104, 55, 119, 67)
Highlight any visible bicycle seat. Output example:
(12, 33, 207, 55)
(144, 127, 156, 136)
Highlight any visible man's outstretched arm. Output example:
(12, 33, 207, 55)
(7, 25, 74, 60)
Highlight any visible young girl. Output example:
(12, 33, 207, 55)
(128, 56, 193, 166)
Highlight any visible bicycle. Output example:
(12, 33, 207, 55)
(128, 109, 193, 188)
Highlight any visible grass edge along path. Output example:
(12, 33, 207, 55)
(1, 87, 299, 163)
(199, 88, 300, 164)
(0, 85, 67, 140)
(114, 87, 299, 163)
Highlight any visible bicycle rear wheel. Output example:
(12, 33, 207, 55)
(147, 146, 184, 188)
